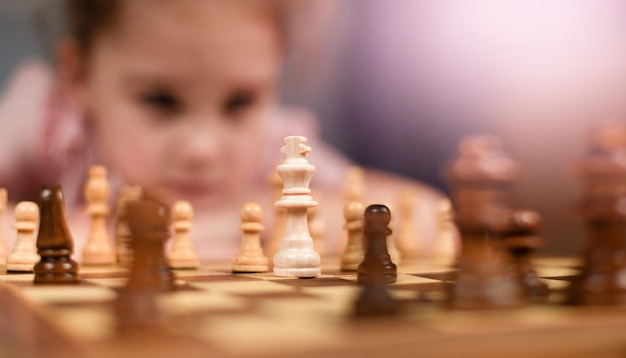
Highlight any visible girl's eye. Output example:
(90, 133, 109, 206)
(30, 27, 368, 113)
(223, 91, 256, 115)
(140, 91, 181, 113)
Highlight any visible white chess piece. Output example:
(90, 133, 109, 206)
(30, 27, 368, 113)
(273, 136, 321, 278)
(232, 202, 269, 273)
(337, 167, 365, 252)
(0, 189, 8, 265)
(396, 190, 421, 261)
(168, 200, 200, 269)
(266, 170, 285, 264)
(82, 166, 117, 265)
(340, 201, 364, 271)
(116, 185, 143, 266)
(7, 202, 40, 272)
(432, 199, 460, 264)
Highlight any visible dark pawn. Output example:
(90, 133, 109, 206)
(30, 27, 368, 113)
(34, 185, 80, 284)
(358, 204, 397, 284)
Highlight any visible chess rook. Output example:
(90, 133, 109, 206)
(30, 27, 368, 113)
(82, 166, 116, 265)
(34, 185, 80, 284)
(168, 200, 200, 269)
(233, 202, 269, 273)
(6, 202, 40, 272)
(358, 204, 397, 284)
(396, 190, 421, 261)
(273, 136, 321, 278)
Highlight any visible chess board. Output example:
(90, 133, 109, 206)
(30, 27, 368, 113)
(1, 257, 626, 358)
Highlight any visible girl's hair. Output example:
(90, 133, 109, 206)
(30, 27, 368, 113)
(65, 0, 120, 55)
(60, 0, 294, 55)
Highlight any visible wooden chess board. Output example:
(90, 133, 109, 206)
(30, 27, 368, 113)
(1, 257, 625, 358)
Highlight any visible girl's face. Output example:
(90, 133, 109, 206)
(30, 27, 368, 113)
(66, 1, 281, 208)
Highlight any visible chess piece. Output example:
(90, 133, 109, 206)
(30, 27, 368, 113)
(338, 167, 365, 252)
(343, 166, 366, 203)
(568, 124, 626, 305)
(232, 202, 269, 273)
(266, 170, 286, 264)
(340, 201, 364, 271)
(34, 185, 80, 284)
(430, 199, 459, 263)
(116, 185, 143, 265)
(6, 202, 40, 272)
(384, 203, 402, 265)
(116, 200, 171, 332)
(82, 166, 116, 265)
(0, 189, 7, 265)
(168, 201, 200, 269)
(358, 204, 397, 284)
(273, 136, 321, 278)
(308, 192, 327, 255)
(126, 200, 175, 292)
(498, 210, 549, 299)
(445, 136, 525, 309)
(395, 191, 421, 261)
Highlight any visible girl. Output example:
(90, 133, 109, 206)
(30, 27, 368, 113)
(0, 0, 445, 260)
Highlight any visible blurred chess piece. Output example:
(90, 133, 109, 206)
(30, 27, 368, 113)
(338, 167, 365, 252)
(266, 170, 285, 265)
(308, 191, 326, 255)
(6, 202, 40, 272)
(116, 185, 143, 265)
(168, 201, 200, 269)
(568, 123, 626, 305)
(82, 166, 117, 265)
(431, 199, 459, 264)
(0, 189, 7, 265)
(384, 203, 401, 265)
(445, 136, 525, 309)
(233, 202, 269, 273)
(340, 201, 364, 271)
(395, 190, 420, 261)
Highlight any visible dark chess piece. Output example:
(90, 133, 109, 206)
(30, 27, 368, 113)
(494, 210, 550, 299)
(116, 200, 174, 331)
(354, 204, 399, 317)
(34, 185, 80, 284)
(125, 200, 175, 292)
(445, 136, 525, 309)
(568, 123, 626, 305)
(357, 204, 397, 284)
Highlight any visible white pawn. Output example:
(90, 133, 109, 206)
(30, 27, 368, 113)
(168, 200, 200, 269)
(340, 201, 364, 271)
(0, 189, 8, 265)
(7, 202, 40, 272)
(232, 202, 269, 273)
(396, 190, 421, 261)
(431, 199, 460, 264)
(266, 170, 285, 263)
(82, 166, 117, 265)
(273, 136, 321, 278)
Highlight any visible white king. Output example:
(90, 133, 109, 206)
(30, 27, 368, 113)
(273, 136, 321, 277)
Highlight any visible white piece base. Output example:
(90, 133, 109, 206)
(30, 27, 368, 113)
(82, 253, 116, 266)
(273, 267, 320, 278)
(169, 258, 200, 270)
(6, 263, 36, 272)
(233, 264, 269, 273)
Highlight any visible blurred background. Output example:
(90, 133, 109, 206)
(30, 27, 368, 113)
(3, 0, 626, 255)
